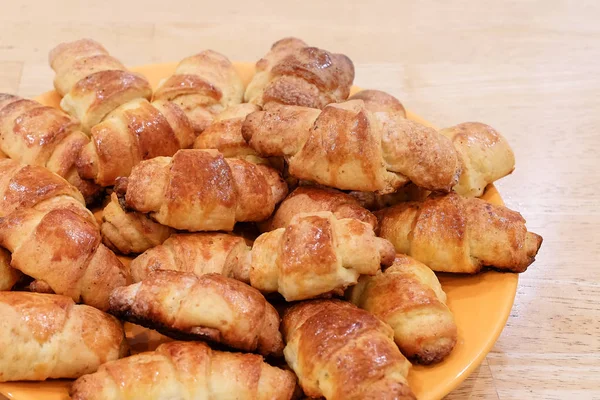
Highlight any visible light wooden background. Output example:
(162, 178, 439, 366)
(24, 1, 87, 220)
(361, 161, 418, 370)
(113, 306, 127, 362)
(1, 1, 599, 399)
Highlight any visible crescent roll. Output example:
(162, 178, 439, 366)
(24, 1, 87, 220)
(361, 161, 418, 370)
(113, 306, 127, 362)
(376, 193, 543, 273)
(0, 160, 129, 310)
(247, 212, 395, 301)
(440, 122, 516, 197)
(245, 37, 355, 109)
(350, 254, 457, 364)
(49, 39, 152, 132)
(282, 300, 415, 400)
(0, 292, 127, 382)
(129, 232, 250, 282)
(122, 149, 287, 231)
(243, 100, 461, 193)
(70, 341, 296, 400)
(109, 270, 284, 356)
(154, 50, 244, 133)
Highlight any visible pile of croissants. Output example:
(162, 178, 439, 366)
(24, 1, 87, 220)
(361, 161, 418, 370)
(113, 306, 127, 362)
(0, 37, 542, 400)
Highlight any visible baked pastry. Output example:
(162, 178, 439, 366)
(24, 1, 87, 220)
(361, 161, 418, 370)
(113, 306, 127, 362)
(49, 39, 152, 132)
(440, 122, 515, 197)
(154, 50, 244, 133)
(282, 299, 415, 400)
(348, 89, 407, 117)
(262, 186, 377, 231)
(242, 100, 461, 193)
(129, 232, 250, 282)
(0, 292, 127, 382)
(0, 94, 100, 203)
(246, 212, 395, 301)
(349, 254, 457, 364)
(121, 149, 287, 231)
(193, 103, 265, 161)
(109, 270, 284, 356)
(70, 341, 296, 400)
(245, 37, 354, 109)
(101, 192, 173, 255)
(0, 160, 129, 310)
(376, 193, 543, 273)
(77, 98, 196, 186)
(0, 248, 20, 291)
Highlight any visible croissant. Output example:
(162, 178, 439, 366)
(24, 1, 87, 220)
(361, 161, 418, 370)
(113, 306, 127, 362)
(122, 149, 288, 231)
(154, 50, 244, 133)
(76, 98, 196, 186)
(243, 100, 461, 193)
(0, 292, 127, 382)
(130, 232, 250, 282)
(109, 270, 284, 356)
(283, 299, 415, 400)
(246, 212, 394, 301)
(0, 160, 129, 310)
(262, 186, 377, 231)
(245, 37, 355, 109)
(349, 254, 457, 364)
(376, 193, 543, 273)
(0, 248, 20, 291)
(0, 93, 100, 202)
(440, 122, 516, 197)
(49, 39, 152, 132)
(193, 103, 264, 161)
(70, 341, 296, 400)
(348, 89, 407, 117)
(101, 192, 173, 255)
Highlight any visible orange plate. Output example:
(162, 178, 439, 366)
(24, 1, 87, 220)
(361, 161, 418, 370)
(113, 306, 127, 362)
(0, 62, 517, 400)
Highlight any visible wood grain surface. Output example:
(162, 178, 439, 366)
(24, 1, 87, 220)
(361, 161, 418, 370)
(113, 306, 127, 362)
(1, 1, 599, 399)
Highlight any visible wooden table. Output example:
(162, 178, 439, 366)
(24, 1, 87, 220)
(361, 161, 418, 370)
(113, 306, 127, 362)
(1, 1, 598, 398)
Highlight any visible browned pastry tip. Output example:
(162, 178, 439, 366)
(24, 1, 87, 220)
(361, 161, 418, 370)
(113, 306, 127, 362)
(349, 89, 407, 117)
(0, 292, 127, 382)
(245, 38, 355, 109)
(376, 192, 543, 273)
(109, 270, 284, 356)
(440, 122, 516, 197)
(350, 254, 457, 364)
(243, 100, 461, 193)
(154, 50, 244, 133)
(123, 149, 287, 231)
(70, 341, 296, 400)
(282, 299, 415, 400)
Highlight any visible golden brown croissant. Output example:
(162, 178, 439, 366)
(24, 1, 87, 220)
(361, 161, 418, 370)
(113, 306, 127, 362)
(349, 254, 457, 364)
(282, 299, 415, 400)
(245, 37, 355, 109)
(49, 39, 152, 132)
(376, 193, 543, 273)
(70, 341, 296, 400)
(193, 103, 265, 161)
(440, 122, 516, 197)
(263, 186, 377, 231)
(0, 160, 129, 310)
(122, 149, 288, 231)
(109, 270, 284, 356)
(348, 89, 407, 117)
(130, 232, 250, 282)
(0, 93, 100, 203)
(246, 212, 394, 301)
(243, 100, 461, 193)
(154, 50, 244, 133)
(77, 98, 196, 186)
(0, 248, 20, 291)
(0, 292, 127, 382)
(101, 192, 173, 255)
